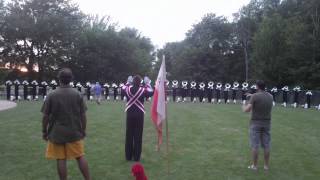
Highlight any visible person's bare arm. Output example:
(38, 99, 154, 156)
(42, 114, 49, 141)
(80, 113, 87, 138)
(242, 104, 253, 112)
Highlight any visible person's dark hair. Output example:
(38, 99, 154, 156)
(256, 80, 266, 90)
(58, 68, 73, 85)
(133, 75, 142, 87)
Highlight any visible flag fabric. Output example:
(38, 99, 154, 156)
(151, 56, 166, 147)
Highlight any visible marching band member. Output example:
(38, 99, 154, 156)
(143, 76, 153, 101)
(181, 81, 188, 102)
(207, 81, 214, 103)
(270, 87, 278, 106)
(70, 81, 75, 88)
(172, 80, 179, 102)
(31, 80, 38, 100)
(22, 80, 29, 100)
(5, 80, 12, 100)
(216, 83, 222, 103)
(85, 82, 92, 101)
(14, 79, 20, 101)
(112, 83, 118, 100)
(76, 82, 82, 92)
(120, 83, 126, 101)
(305, 90, 312, 109)
(165, 81, 170, 102)
(223, 83, 231, 104)
(292, 86, 301, 108)
(190, 81, 197, 102)
(232, 82, 239, 104)
(241, 82, 249, 105)
(281, 86, 289, 107)
(50, 80, 58, 90)
(41, 81, 48, 100)
(198, 82, 206, 103)
(103, 82, 110, 100)
(122, 75, 153, 161)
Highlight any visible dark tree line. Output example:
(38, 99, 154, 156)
(0, 0, 154, 83)
(1, 0, 319, 89)
(156, 0, 320, 89)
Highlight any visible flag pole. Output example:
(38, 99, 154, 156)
(163, 55, 170, 175)
(165, 95, 169, 175)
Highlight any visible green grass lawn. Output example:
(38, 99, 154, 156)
(0, 101, 320, 180)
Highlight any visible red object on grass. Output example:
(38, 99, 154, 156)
(132, 163, 148, 180)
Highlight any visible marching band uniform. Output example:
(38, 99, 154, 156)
(216, 83, 222, 103)
(14, 80, 20, 101)
(120, 83, 126, 101)
(165, 81, 170, 102)
(85, 82, 92, 101)
(41, 81, 48, 99)
(31, 80, 38, 100)
(172, 80, 179, 102)
(112, 83, 118, 100)
(270, 87, 278, 106)
(190, 81, 197, 102)
(232, 82, 239, 104)
(207, 82, 214, 103)
(223, 83, 231, 104)
(143, 77, 153, 101)
(5, 80, 12, 100)
(282, 86, 289, 107)
(293, 86, 301, 108)
(70, 82, 75, 88)
(305, 91, 312, 109)
(181, 81, 188, 102)
(50, 80, 58, 90)
(241, 82, 249, 104)
(198, 82, 206, 103)
(122, 77, 153, 161)
(103, 83, 110, 100)
(76, 82, 82, 92)
(22, 80, 29, 100)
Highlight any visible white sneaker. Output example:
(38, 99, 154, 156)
(248, 165, 257, 171)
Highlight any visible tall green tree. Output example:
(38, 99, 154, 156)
(0, 0, 84, 80)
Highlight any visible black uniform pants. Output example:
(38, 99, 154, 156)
(126, 113, 144, 161)
(172, 89, 177, 102)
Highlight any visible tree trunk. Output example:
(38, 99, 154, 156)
(244, 44, 249, 82)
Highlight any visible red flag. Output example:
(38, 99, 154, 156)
(151, 56, 166, 149)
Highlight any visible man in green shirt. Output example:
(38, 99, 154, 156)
(41, 68, 91, 180)
(242, 80, 273, 171)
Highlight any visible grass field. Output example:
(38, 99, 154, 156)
(0, 101, 320, 180)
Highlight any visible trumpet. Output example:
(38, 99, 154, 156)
(271, 87, 278, 92)
(282, 86, 289, 91)
(293, 86, 301, 92)
(208, 81, 214, 87)
(306, 91, 312, 95)
(103, 83, 110, 88)
(76, 82, 82, 87)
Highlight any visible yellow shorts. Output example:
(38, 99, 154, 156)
(46, 140, 84, 160)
